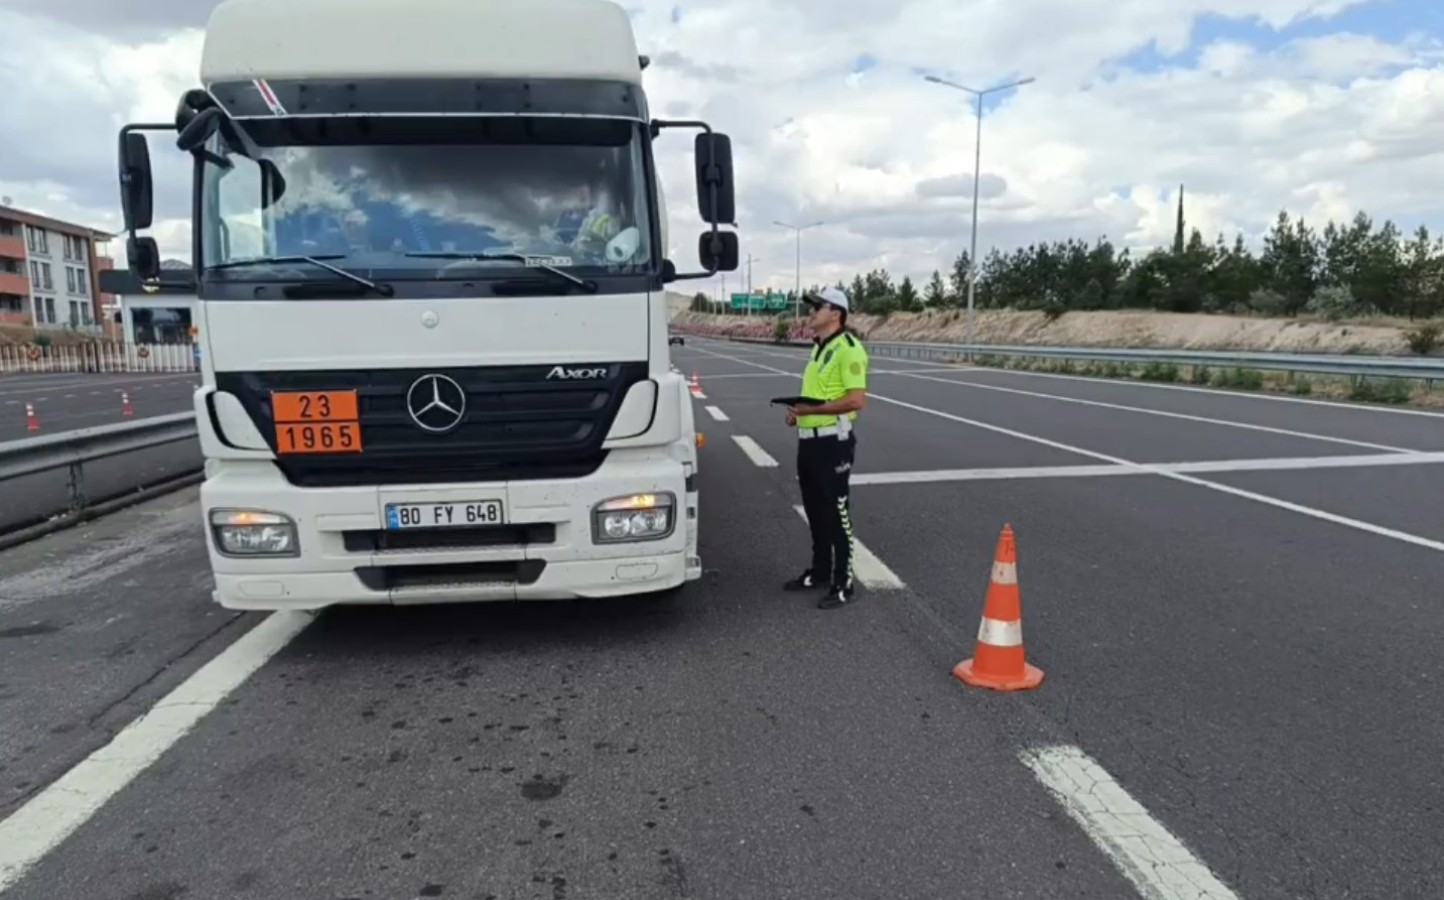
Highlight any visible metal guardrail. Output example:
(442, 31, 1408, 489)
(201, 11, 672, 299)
(714, 334, 1444, 382)
(0, 413, 200, 540)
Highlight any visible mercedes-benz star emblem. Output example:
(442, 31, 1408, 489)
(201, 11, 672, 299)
(406, 374, 467, 433)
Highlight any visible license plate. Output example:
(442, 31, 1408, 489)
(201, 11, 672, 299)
(385, 500, 505, 530)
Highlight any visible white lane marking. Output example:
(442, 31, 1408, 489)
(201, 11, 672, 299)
(705, 405, 730, 422)
(888, 370, 1421, 453)
(960, 361, 1444, 419)
(871, 392, 1444, 554)
(792, 505, 905, 589)
(0, 611, 315, 892)
(851, 451, 1444, 485)
(696, 336, 1444, 420)
(692, 391, 708, 400)
(731, 435, 779, 467)
(1022, 745, 1241, 900)
(688, 341, 1444, 552)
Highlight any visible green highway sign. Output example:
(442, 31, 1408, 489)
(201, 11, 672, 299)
(730, 292, 789, 311)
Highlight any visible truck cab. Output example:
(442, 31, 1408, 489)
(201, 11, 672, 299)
(110, 0, 738, 610)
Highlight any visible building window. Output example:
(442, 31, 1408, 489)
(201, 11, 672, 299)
(29, 260, 40, 283)
(26, 226, 49, 255)
(40, 262, 52, 290)
(75, 269, 89, 296)
(44, 297, 55, 323)
(66, 267, 76, 293)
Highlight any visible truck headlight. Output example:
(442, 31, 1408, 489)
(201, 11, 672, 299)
(592, 493, 675, 543)
(209, 509, 299, 557)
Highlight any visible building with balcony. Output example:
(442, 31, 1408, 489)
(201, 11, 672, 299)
(0, 204, 116, 334)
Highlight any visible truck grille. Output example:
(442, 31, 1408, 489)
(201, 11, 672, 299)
(215, 362, 647, 487)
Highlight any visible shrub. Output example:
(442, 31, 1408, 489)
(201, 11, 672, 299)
(1140, 361, 1180, 382)
(1306, 284, 1373, 322)
(1351, 377, 1412, 405)
(1404, 321, 1441, 356)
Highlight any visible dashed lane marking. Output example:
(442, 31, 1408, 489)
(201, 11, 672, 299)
(705, 406, 730, 422)
(0, 611, 316, 892)
(791, 505, 905, 590)
(1022, 744, 1241, 900)
(731, 435, 778, 467)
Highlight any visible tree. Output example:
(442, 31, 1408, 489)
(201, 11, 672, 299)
(1259, 211, 1321, 314)
(896, 276, 922, 312)
(690, 204, 1444, 323)
(924, 270, 947, 308)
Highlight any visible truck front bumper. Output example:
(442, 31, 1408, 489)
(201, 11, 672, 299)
(202, 450, 700, 611)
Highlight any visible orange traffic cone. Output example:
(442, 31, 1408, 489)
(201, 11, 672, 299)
(953, 525, 1044, 691)
(25, 402, 39, 432)
(121, 391, 134, 417)
(689, 372, 701, 393)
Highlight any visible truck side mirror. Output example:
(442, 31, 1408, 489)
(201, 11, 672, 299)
(260, 159, 288, 209)
(127, 236, 161, 280)
(694, 133, 735, 225)
(699, 230, 739, 272)
(119, 132, 154, 231)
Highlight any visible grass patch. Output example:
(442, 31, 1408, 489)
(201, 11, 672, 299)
(1349, 377, 1413, 405)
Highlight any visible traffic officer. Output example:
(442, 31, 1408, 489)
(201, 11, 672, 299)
(783, 285, 869, 610)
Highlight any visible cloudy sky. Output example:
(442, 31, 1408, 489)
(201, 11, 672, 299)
(2, 0, 1443, 299)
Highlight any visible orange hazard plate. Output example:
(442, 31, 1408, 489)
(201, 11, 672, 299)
(271, 390, 359, 423)
(276, 421, 362, 454)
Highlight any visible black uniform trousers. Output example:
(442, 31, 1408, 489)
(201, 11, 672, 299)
(796, 431, 857, 588)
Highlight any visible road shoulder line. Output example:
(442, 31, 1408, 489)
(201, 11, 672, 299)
(0, 610, 314, 892)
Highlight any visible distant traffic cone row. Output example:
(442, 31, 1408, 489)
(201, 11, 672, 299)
(953, 524, 1044, 692)
(25, 402, 39, 432)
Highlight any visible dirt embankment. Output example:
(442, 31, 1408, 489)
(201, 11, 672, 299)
(671, 308, 1436, 356)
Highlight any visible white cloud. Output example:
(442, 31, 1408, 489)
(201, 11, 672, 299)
(2, 0, 1443, 298)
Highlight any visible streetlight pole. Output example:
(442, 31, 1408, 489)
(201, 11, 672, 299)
(924, 73, 1034, 357)
(774, 220, 824, 318)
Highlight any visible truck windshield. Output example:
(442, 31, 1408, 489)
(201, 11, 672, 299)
(199, 116, 655, 281)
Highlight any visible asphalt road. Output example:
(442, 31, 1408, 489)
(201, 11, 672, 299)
(0, 373, 203, 534)
(0, 373, 200, 442)
(3, 336, 1444, 900)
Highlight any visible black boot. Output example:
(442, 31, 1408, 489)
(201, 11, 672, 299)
(783, 569, 827, 591)
(817, 580, 856, 609)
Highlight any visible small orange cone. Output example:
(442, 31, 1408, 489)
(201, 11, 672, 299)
(953, 524, 1044, 692)
(121, 391, 134, 417)
(689, 372, 701, 394)
(25, 402, 39, 432)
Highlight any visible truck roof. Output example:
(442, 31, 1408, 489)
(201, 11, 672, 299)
(200, 0, 644, 88)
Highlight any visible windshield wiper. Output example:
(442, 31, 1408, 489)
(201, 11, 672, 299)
(209, 255, 394, 297)
(404, 251, 598, 292)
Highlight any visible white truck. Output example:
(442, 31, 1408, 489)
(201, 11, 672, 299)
(108, 0, 739, 609)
